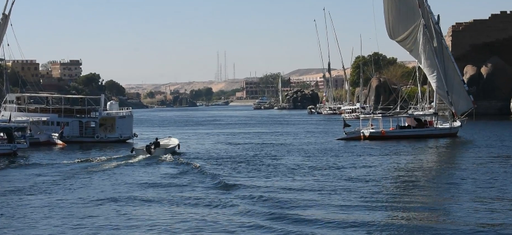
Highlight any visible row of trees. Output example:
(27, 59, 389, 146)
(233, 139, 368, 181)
(189, 87, 214, 102)
(349, 52, 426, 88)
(0, 63, 126, 98)
(67, 72, 126, 97)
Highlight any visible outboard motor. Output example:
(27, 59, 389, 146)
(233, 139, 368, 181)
(145, 144, 152, 155)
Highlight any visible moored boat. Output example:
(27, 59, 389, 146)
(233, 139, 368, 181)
(0, 93, 135, 143)
(3, 117, 66, 146)
(0, 123, 30, 156)
(337, 113, 460, 140)
(339, 0, 476, 140)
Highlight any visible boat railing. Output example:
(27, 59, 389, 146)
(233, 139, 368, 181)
(3, 104, 133, 118)
(102, 110, 133, 117)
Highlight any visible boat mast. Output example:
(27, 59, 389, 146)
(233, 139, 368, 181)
(0, 0, 14, 97)
(278, 74, 282, 105)
(359, 34, 363, 112)
(323, 8, 333, 105)
(415, 61, 422, 109)
(328, 11, 349, 104)
(313, 19, 326, 104)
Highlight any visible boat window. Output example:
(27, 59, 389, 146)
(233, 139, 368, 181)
(56, 121, 60, 127)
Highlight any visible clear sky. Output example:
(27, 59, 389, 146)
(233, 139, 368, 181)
(4, 0, 511, 85)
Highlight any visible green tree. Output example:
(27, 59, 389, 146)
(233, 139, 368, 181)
(294, 82, 311, 90)
(170, 89, 181, 95)
(257, 72, 284, 97)
(189, 89, 204, 101)
(203, 87, 214, 102)
(0, 64, 29, 92)
(146, 90, 156, 99)
(402, 86, 427, 105)
(104, 79, 126, 97)
(71, 72, 105, 95)
(68, 82, 86, 95)
(350, 52, 398, 88)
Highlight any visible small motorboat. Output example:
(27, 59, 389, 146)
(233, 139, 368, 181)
(130, 137, 180, 156)
(29, 132, 66, 146)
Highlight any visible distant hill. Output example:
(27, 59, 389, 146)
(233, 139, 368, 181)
(284, 68, 337, 77)
(125, 63, 414, 94)
(124, 79, 243, 93)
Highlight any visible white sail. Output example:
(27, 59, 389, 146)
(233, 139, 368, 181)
(0, 0, 14, 47)
(383, 0, 474, 117)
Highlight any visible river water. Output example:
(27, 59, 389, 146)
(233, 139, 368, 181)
(1, 106, 512, 234)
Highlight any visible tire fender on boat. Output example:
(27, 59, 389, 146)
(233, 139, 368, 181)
(177, 143, 180, 150)
(133, 133, 138, 138)
(94, 134, 100, 140)
(11, 145, 17, 151)
(119, 134, 123, 139)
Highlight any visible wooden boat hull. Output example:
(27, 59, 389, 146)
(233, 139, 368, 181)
(337, 126, 460, 141)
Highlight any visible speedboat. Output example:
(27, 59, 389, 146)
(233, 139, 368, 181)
(130, 137, 180, 156)
(27, 132, 66, 146)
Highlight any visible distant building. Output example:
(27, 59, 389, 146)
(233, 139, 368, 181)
(6, 59, 40, 83)
(49, 59, 83, 83)
(242, 77, 278, 99)
(235, 91, 244, 100)
(290, 74, 345, 91)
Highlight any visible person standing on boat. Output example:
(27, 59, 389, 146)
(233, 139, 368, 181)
(152, 138, 160, 148)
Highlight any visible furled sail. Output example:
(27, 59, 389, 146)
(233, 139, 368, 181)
(383, 0, 474, 117)
(0, 0, 15, 47)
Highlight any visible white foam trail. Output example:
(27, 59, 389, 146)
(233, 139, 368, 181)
(100, 154, 149, 169)
(159, 155, 175, 162)
(63, 155, 126, 164)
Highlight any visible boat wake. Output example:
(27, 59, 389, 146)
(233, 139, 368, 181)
(159, 153, 201, 169)
(63, 155, 127, 164)
(99, 154, 151, 169)
(158, 153, 238, 191)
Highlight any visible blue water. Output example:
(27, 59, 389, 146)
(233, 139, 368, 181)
(1, 106, 512, 234)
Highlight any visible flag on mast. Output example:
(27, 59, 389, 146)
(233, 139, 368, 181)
(343, 118, 351, 129)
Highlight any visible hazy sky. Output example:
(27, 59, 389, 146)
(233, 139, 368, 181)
(4, 0, 511, 85)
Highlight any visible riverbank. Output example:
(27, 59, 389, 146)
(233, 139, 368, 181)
(229, 100, 256, 106)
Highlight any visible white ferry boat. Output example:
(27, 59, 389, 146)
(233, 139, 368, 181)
(0, 93, 135, 143)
